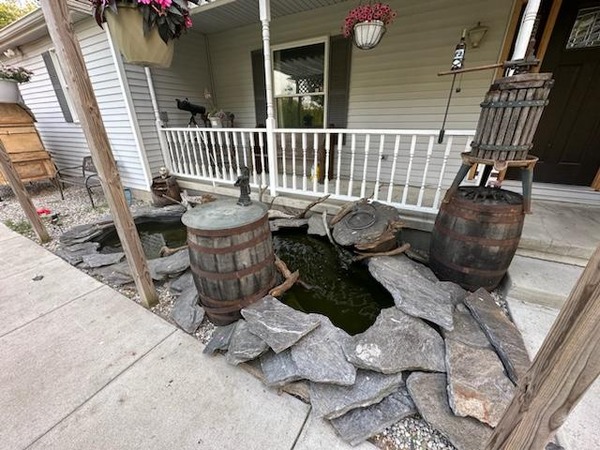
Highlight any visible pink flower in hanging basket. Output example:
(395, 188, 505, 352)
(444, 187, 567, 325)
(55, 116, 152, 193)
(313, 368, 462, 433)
(342, 2, 396, 38)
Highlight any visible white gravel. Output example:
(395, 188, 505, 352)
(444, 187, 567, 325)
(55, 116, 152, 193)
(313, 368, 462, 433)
(0, 181, 472, 450)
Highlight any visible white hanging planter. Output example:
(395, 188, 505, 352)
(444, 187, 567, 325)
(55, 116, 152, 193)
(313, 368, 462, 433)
(0, 79, 20, 104)
(353, 20, 386, 50)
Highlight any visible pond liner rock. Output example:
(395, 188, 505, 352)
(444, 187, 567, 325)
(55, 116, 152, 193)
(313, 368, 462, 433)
(80, 252, 125, 269)
(343, 307, 446, 374)
(93, 261, 133, 286)
(406, 372, 493, 450)
(241, 295, 321, 354)
(290, 314, 356, 386)
(171, 285, 205, 334)
(445, 338, 515, 427)
(225, 320, 269, 365)
(329, 384, 417, 446)
(464, 288, 531, 384)
(203, 323, 237, 355)
(259, 349, 302, 387)
(310, 369, 405, 419)
(269, 218, 310, 232)
(368, 255, 454, 331)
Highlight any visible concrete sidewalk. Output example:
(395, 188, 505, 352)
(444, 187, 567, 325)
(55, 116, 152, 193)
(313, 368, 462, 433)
(0, 224, 375, 450)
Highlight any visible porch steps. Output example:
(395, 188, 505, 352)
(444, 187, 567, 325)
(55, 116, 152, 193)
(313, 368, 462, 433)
(506, 298, 600, 450)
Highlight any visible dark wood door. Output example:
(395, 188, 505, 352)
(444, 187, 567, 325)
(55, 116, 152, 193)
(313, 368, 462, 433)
(531, 0, 600, 185)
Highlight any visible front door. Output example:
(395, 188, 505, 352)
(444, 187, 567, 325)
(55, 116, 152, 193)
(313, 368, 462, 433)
(531, 0, 600, 185)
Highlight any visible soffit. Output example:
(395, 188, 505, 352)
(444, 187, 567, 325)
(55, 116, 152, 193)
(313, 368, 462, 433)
(190, 0, 350, 35)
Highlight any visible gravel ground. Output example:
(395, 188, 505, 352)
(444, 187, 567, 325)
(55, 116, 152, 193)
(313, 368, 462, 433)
(0, 181, 466, 450)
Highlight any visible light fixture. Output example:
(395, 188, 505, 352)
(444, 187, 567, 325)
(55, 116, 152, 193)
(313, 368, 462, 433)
(468, 22, 489, 48)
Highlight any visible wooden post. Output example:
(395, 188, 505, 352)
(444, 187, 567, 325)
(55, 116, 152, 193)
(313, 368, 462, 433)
(39, 0, 158, 308)
(486, 245, 600, 449)
(0, 140, 50, 243)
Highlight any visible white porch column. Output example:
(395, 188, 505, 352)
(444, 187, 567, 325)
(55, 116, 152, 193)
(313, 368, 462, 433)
(259, 0, 278, 197)
(144, 67, 171, 174)
(511, 0, 543, 60)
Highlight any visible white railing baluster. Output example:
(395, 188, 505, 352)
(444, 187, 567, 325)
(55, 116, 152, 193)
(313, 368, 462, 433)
(183, 130, 194, 176)
(402, 135, 417, 205)
(188, 130, 200, 177)
(240, 132, 249, 172)
(360, 134, 371, 198)
(175, 131, 185, 174)
(387, 135, 401, 203)
(249, 132, 258, 185)
(312, 133, 319, 193)
(433, 136, 453, 209)
(335, 132, 342, 196)
(209, 130, 220, 179)
(348, 133, 356, 197)
(258, 131, 266, 187)
(163, 130, 177, 173)
(291, 132, 297, 190)
(232, 132, 241, 176)
(373, 135, 385, 200)
(323, 132, 331, 194)
(193, 130, 207, 178)
(417, 136, 435, 207)
(280, 132, 287, 189)
(302, 133, 308, 191)
(224, 131, 234, 180)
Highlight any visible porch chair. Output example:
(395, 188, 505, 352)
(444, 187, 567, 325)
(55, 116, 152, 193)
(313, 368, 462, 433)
(55, 156, 102, 208)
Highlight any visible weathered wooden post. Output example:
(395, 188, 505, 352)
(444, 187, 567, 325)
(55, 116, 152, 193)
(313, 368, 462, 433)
(486, 244, 600, 449)
(0, 139, 50, 243)
(39, 0, 158, 308)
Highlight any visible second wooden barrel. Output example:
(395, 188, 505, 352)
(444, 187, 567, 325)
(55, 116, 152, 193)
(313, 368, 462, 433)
(182, 199, 276, 325)
(429, 187, 524, 291)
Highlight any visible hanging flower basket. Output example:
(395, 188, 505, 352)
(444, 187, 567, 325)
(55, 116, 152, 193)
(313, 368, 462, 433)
(0, 79, 20, 104)
(106, 6, 174, 68)
(91, 0, 196, 68)
(342, 2, 396, 50)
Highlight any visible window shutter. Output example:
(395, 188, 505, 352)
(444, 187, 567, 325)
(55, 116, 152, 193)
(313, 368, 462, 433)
(41, 51, 74, 123)
(251, 49, 267, 126)
(327, 35, 352, 128)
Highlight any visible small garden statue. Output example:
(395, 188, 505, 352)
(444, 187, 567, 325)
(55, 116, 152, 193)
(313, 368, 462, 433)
(234, 166, 251, 206)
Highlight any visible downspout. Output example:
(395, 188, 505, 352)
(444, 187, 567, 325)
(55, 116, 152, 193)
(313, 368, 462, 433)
(259, 0, 278, 197)
(105, 26, 152, 190)
(144, 67, 172, 175)
(511, 0, 543, 60)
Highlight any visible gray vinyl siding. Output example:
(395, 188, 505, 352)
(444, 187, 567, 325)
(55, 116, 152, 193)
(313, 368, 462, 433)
(9, 19, 148, 191)
(123, 31, 212, 177)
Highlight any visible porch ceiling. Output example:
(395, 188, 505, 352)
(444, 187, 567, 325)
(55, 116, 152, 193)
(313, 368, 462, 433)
(190, 0, 351, 34)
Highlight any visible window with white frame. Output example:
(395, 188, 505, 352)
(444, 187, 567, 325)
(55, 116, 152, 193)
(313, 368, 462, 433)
(273, 39, 327, 128)
(42, 49, 79, 123)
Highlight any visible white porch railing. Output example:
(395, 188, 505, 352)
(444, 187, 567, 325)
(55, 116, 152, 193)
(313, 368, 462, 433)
(160, 127, 475, 213)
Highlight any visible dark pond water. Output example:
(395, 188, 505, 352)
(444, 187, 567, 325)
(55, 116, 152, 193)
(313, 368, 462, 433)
(98, 221, 396, 335)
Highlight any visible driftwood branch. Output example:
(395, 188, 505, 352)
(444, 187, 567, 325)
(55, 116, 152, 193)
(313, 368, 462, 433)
(295, 194, 330, 219)
(258, 185, 268, 203)
(323, 210, 336, 246)
(330, 198, 368, 226)
(269, 195, 279, 210)
(354, 242, 411, 261)
(159, 244, 189, 257)
(268, 209, 295, 220)
(270, 255, 301, 298)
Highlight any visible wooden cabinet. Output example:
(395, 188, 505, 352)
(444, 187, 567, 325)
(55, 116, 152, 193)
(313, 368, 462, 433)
(0, 103, 56, 185)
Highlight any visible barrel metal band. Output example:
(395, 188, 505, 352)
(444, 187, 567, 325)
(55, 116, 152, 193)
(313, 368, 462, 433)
(187, 228, 271, 255)
(187, 214, 268, 237)
(191, 254, 275, 281)
(471, 143, 532, 151)
(199, 275, 276, 315)
(480, 99, 549, 108)
(434, 222, 522, 246)
(431, 253, 509, 277)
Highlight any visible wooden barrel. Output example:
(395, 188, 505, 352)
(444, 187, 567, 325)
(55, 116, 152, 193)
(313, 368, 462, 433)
(182, 199, 276, 325)
(471, 73, 554, 161)
(429, 187, 524, 291)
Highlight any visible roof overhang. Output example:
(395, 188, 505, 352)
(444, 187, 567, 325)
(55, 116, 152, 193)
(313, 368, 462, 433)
(0, 1, 91, 56)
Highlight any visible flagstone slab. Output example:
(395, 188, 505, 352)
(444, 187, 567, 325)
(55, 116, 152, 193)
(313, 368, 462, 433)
(442, 303, 491, 348)
(169, 270, 194, 295)
(203, 323, 236, 355)
(171, 286, 204, 334)
(148, 249, 190, 281)
(291, 315, 356, 386)
(344, 308, 445, 374)
(465, 288, 531, 383)
(93, 261, 133, 286)
(310, 370, 405, 419)
(260, 349, 302, 387)
(445, 338, 515, 427)
(307, 214, 328, 236)
(241, 295, 320, 353)
(368, 256, 454, 331)
(80, 252, 125, 269)
(407, 372, 493, 450)
(226, 320, 269, 365)
(330, 385, 416, 446)
(55, 242, 100, 265)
